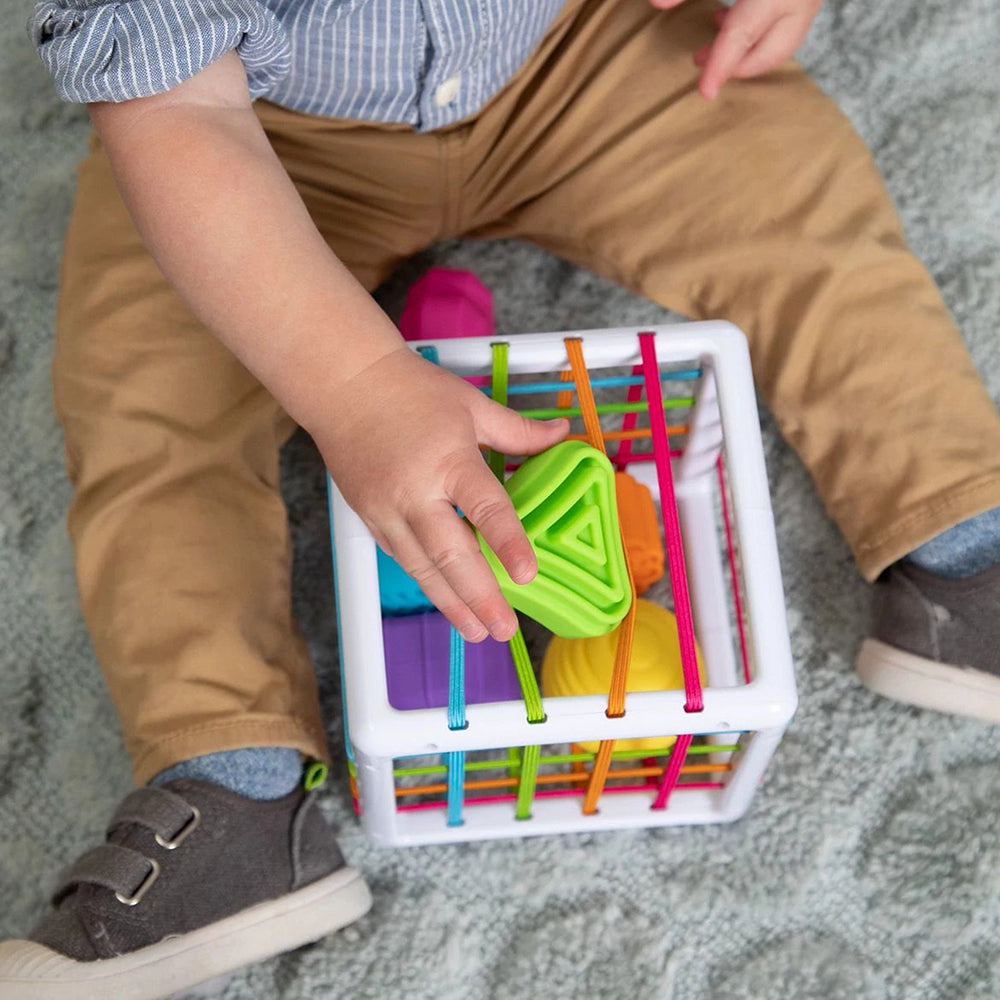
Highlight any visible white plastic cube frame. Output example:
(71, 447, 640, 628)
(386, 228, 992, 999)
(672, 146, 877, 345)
(329, 323, 797, 846)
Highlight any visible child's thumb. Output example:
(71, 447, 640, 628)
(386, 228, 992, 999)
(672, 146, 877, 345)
(476, 399, 569, 457)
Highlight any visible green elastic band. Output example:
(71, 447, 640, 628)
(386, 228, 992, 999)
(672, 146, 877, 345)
(390, 743, 742, 777)
(488, 341, 509, 480)
(515, 744, 541, 821)
(520, 397, 693, 420)
(509, 628, 546, 723)
(303, 761, 328, 791)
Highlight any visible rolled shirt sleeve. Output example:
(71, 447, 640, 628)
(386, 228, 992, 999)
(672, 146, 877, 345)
(28, 0, 292, 103)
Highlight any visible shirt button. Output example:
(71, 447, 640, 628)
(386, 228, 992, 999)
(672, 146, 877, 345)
(434, 76, 461, 107)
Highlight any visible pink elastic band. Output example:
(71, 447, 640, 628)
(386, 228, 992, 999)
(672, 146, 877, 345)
(637, 332, 703, 713)
(718, 456, 752, 685)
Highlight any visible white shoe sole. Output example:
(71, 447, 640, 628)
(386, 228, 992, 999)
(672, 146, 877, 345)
(857, 638, 1000, 723)
(0, 866, 371, 1000)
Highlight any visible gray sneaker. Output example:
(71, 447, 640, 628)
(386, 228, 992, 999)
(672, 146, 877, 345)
(0, 780, 372, 1000)
(857, 560, 1000, 720)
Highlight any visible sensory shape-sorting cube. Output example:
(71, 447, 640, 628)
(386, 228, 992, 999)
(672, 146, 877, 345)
(328, 324, 796, 846)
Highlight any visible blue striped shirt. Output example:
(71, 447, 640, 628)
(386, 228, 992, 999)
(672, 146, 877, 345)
(28, 0, 568, 130)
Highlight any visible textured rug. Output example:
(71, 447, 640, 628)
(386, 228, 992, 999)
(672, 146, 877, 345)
(3, 1, 1000, 998)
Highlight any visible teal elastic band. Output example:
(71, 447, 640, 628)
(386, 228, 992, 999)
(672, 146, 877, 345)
(446, 750, 465, 827)
(447, 626, 467, 732)
(446, 626, 467, 826)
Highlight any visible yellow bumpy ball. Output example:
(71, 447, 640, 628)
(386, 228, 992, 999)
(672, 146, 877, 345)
(540, 599, 705, 753)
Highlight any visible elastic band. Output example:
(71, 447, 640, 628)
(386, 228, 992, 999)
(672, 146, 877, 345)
(327, 475, 356, 765)
(638, 332, 703, 713)
(488, 341, 509, 480)
(614, 364, 645, 469)
(718, 456, 752, 685)
(505, 370, 701, 395)
(446, 751, 465, 826)
(447, 626, 467, 732)
(510, 629, 546, 723)
(397, 781, 726, 812)
(557, 367, 574, 411)
(565, 339, 638, 718)
(514, 744, 541, 820)
(564, 338, 639, 815)
(469, 369, 702, 392)
(519, 398, 694, 421)
(445, 626, 467, 826)
(564, 339, 604, 451)
(486, 340, 546, 823)
(581, 741, 616, 815)
(652, 733, 694, 810)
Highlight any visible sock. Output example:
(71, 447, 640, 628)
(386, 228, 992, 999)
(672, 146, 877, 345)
(150, 747, 303, 800)
(905, 504, 1000, 579)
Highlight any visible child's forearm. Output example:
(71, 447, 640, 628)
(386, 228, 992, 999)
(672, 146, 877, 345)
(88, 52, 404, 438)
(89, 52, 569, 642)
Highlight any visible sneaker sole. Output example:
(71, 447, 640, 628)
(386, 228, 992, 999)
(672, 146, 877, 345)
(0, 866, 371, 1000)
(857, 638, 1000, 722)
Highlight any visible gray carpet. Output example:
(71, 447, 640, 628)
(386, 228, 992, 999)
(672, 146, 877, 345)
(3, 1, 1000, 998)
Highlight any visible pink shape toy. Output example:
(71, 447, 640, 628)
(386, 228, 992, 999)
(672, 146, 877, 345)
(399, 267, 495, 342)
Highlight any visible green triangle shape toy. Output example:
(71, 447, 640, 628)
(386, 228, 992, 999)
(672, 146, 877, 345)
(477, 440, 633, 638)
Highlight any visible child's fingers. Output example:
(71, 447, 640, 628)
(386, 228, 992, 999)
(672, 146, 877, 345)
(412, 496, 520, 640)
(727, 14, 805, 78)
(409, 488, 520, 639)
(382, 514, 497, 642)
(474, 399, 569, 457)
(697, 0, 776, 98)
(450, 456, 539, 589)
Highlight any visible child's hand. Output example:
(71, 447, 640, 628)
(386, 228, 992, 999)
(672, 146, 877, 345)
(314, 347, 569, 643)
(650, 0, 823, 99)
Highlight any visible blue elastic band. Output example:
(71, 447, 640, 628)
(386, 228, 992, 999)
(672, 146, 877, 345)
(446, 626, 467, 826)
(447, 625, 467, 731)
(499, 369, 701, 395)
(446, 750, 466, 827)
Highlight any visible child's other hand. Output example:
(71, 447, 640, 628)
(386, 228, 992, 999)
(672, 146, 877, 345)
(315, 348, 569, 643)
(649, 0, 823, 99)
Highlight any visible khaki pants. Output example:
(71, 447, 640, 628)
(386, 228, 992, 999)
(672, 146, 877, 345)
(54, 0, 1000, 783)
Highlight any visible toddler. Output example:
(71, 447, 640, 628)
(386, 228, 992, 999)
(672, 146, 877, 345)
(2, 0, 999, 996)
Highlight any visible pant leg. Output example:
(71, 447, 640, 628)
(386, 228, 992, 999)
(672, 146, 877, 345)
(459, 0, 1000, 581)
(54, 109, 443, 785)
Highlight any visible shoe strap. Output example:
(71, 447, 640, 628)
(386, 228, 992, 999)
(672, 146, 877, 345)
(107, 786, 199, 845)
(52, 844, 159, 906)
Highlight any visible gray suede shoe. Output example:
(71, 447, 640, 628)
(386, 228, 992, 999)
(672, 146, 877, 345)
(0, 780, 372, 1000)
(857, 560, 1000, 721)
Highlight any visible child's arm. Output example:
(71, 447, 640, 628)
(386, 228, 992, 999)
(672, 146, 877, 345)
(90, 52, 567, 643)
(649, 0, 824, 99)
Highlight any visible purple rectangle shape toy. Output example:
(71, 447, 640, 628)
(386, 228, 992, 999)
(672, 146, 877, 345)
(382, 611, 523, 711)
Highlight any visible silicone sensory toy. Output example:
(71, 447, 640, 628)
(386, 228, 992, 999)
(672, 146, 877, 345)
(540, 598, 706, 752)
(399, 268, 495, 342)
(383, 611, 522, 710)
(614, 471, 665, 596)
(376, 546, 434, 616)
(476, 440, 632, 638)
